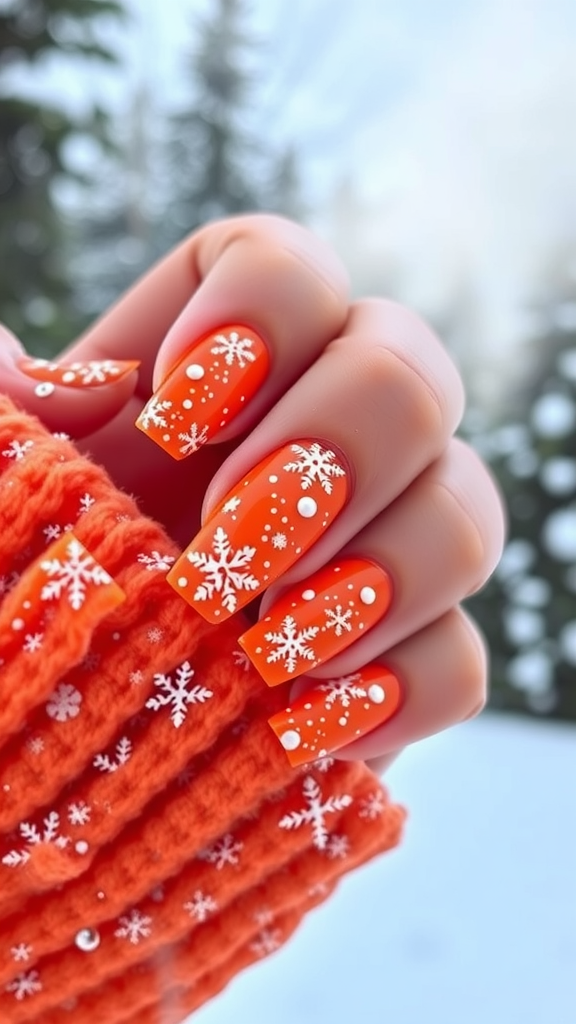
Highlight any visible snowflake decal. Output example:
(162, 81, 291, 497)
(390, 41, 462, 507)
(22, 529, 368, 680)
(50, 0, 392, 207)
(324, 604, 352, 636)
(78, 492, 96, 513)
(187, 525, 260, 614)
(2, 811, 70, 868)
(26, 736, 44, 755)
(210, 330, 256, 368)
(66, 360, 125, 384)
(178, 422, 210, 455)
(283, 442, 346, 493)
(46, 682, 82, 721)
(271, 532, 287, 550)
(40, 536, 112, 610)
(278, 775, 352, 850)
(5, 969, 42, 1000)
(198, 833, 243, 870)
(264, 615, 319, 674)
(139, 396, 172, 430)
(222, 495, 241, 514)
(318, 673, 367, 707)
(137, 551, 175, 571)
(183, 890, 218, 921)
(2, 439, 34, 461)
(145, 660, 213, 728)
(114, 908, 152, 944)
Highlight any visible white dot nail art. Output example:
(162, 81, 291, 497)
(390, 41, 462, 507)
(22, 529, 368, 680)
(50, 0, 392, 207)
(297, 497, 318, 518)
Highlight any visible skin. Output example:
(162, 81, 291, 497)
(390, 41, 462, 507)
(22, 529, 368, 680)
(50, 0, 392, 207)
(0, 214, 506, 774)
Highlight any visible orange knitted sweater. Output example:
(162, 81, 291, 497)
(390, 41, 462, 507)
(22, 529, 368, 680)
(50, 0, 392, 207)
(0, 394, 405, 1024)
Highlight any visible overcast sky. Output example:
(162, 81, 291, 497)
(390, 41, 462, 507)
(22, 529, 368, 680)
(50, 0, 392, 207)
(5, 0, 576, 395)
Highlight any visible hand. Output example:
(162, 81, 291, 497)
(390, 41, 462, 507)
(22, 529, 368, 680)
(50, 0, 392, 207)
(0, 214, 505, 772)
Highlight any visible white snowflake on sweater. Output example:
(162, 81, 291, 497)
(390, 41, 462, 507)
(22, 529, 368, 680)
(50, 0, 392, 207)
(210, 330, 256, 368)
(198, 833, 243, 870)
(5, 969, 42, 1000)
(114, 908, 152, 944)
(358, 791, 385, 820)
(137, 551, 175, 571)
(278, 775, 352, 851)
(232, 649, 251, 672)
(93, 736, 132, 773)
(2, 439, 34, 461)
(186, 525, 259, 614)
(178, 422, 209, 455)
(45, 682, 82, 721)
(2, 811, 70, 868)
(183, 890, 218, 922)
(67, 801, 91, 826)
(264, 615, 319, 674)
(26, 736, 44, 755)
(325, 834, 350, 859)
(138, 396, 172, 430)
(324, 604, 353, 636)
(10, 943, 33, 963)
(40, 536, 112, 610)
(249, 928, 282, 957)
(22, 632, 44, 653)
(145, 660, 213, 728)
(147, 626, 164, 644)
(283, 442, 346, 493)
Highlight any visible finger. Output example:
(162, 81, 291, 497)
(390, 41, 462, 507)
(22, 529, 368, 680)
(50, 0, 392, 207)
(167, 299, 465, 623)
(62, 214, 350, 454)
(0, 324, 139, 436)
(238, 438, 504, 684)
(267, 607, 487, 766)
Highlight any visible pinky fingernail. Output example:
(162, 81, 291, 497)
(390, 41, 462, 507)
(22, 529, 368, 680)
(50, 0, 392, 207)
(268, 664, 402, 767)
(18, 357, 140, 393)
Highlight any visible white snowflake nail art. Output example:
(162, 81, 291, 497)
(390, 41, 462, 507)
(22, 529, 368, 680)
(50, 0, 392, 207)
(183, 526, 260, 615)
(264, 615, 319, 674)
(283, 442, 346, 494)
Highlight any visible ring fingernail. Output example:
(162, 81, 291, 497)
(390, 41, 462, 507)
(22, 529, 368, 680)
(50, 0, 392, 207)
(166, 439, 350, 622)
(135, 324, 270, 459)
(18, 357, 140, 393)
(268, 663, 402, 767)
(239, 558, 393, 685)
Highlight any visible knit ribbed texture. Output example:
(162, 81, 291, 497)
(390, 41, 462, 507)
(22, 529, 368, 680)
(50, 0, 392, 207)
(0, 395, 406, 1023)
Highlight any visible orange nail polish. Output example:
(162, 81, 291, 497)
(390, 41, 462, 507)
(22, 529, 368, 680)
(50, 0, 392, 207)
(268, 664, 402, 767)
(135, 325, 270, 459)
(167, 439, 350, 622)
(239, 558, 392, 685)
(18, 357, 140, 395)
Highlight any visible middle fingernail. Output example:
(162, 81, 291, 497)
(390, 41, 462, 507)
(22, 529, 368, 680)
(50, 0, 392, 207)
(166, 439, 350, 622)
(135, 324, 270, 459)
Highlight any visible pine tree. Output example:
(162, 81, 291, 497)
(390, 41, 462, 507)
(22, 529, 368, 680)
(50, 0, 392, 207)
(464, 297, 576, 721)
(0, 0, 124, 356)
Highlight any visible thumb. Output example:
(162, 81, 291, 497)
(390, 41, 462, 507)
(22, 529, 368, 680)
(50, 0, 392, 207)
(0, 324, 140, 437)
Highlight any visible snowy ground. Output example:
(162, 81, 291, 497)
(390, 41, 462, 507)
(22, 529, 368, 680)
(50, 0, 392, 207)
(191, 712, 575, 1024)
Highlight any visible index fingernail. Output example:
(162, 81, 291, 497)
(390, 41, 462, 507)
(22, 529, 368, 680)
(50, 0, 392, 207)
(18, 358, 140, 394)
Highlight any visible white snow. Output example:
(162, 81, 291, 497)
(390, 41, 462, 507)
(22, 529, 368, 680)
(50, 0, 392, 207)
(191, 713, 576, 1024)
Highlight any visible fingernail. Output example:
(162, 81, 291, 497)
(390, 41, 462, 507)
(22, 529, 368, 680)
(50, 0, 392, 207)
(268, 664, 402, 767)
(238, 558, 392, 685)
(166, 439, 350, 622)
(18, 357, 140, 395)
(135, 325, 270, 459)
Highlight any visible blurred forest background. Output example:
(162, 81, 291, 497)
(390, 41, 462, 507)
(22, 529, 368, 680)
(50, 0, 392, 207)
(0, 0, 575, 721)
